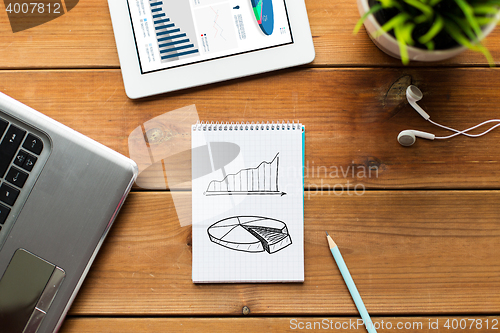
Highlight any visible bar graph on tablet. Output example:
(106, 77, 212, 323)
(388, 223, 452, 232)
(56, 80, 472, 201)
(149, 0, 199, 62)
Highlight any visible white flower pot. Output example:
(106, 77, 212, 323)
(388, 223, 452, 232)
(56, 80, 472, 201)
(357, 0, 499, 62)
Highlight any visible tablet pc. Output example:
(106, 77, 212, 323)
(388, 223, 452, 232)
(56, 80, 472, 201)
(108, 0, 315, 99)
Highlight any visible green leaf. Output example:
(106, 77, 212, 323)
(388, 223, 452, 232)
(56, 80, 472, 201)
(476, 44, 495, 67)
(377, 0, 404, 11)
(401, 22, 416, 45)
(476, 16, 496, 25)
(403, 0, 434, 18)
(377, 0, 398, 7)
(414, 13, 431, 24)
(472, 4, 500, 15)
(353, 4, 383, 34)
(418, 14, 444, 44)
(428, 0, 443, 6)
(454, 0, 484, 40)
(444, 18, 495, 66)
(444, 18, 478, 48)
(394, 24, 410, 64)
(447, 14, 476, 41)
(424, 40, 435, 50)
(375, 12, 410, 36)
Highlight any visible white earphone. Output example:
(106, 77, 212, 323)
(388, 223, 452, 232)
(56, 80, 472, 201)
(398, 85, 500, 146)
(405, 85, 430, 120)
(397, 129, 435, 146)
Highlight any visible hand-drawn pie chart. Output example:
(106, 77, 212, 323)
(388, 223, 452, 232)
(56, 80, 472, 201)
(207, 216, 291, 253)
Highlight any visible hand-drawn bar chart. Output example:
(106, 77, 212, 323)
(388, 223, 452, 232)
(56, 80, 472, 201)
(149, 0, 199, 62)
(205, 153, 286, 196)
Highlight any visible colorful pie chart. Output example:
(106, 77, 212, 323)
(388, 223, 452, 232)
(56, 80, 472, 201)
(251, 0, 274, 35)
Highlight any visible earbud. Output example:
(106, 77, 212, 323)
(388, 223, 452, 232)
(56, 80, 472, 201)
(406, 85, 430, 120)
(397, 130, 435, 146)
(399, 85, 500, 146)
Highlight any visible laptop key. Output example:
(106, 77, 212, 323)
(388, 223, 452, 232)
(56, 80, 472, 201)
(15, 150, 37, 172)
(23, 133, 43, 155)
(0, 203, 10, 224)
(0, 118, 7, 137)
(14, 150, 28, 167)
(23, 153, 38, 172)
(6, 167, 29, 188)
(0, 125, 26, 177)
(0, 183, 20, 206)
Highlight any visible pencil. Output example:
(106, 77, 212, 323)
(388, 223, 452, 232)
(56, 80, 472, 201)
(326, 231, 377, 333)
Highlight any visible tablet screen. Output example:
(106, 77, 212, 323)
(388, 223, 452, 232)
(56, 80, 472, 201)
(127, 0, 294, 74)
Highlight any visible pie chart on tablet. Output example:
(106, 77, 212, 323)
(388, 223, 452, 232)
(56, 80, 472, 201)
(250, 0, 274, 35)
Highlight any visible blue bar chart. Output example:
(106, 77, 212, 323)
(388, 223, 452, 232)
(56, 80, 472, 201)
(149, 0, 199, 63)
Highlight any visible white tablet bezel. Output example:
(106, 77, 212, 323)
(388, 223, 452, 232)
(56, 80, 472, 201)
(107, 0, 315, 99)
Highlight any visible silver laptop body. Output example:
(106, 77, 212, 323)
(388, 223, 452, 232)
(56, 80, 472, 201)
(0, 92, 138, 333)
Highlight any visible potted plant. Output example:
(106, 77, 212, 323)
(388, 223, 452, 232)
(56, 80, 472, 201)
(355, 0, 500, 64)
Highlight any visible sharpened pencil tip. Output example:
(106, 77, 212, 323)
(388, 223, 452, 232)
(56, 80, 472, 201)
(326, 231, 336, 249)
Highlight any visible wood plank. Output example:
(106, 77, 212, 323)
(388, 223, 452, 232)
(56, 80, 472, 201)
(1, 0, 500, 68)
(2, 69, 500, 189)
(69, 191, 500, 316)
(59, 316, 500, 333)
(0, 0, 119, 68)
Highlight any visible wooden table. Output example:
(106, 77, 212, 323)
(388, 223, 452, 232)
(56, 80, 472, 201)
(2, 1, 500, 332)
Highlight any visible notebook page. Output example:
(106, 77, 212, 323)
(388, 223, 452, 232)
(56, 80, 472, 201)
(192, 122, 304, 283)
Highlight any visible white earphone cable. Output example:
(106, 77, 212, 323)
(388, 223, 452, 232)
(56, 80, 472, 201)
(429, 118, 500, 140)
(402, 85, 500, 145)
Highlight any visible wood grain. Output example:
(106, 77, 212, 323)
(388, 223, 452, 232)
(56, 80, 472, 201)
(1, 0, 499, 68)
(59, 316, 500, 333)
(1, 0, 499, 328)
(1, 69, 500, 189)
(69, 191, 500, 316)
(0, 1, 119, 69)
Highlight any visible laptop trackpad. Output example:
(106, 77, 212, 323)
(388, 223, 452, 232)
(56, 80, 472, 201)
(0, 249, 65, 333)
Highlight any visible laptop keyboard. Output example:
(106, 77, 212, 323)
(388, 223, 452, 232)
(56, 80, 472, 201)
(0, 117, 44, 230)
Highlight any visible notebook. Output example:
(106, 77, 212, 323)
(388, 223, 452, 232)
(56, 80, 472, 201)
(191, 121, 304, 283)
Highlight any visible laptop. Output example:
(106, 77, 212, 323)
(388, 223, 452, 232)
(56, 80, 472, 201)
(0, 92, 138, 333)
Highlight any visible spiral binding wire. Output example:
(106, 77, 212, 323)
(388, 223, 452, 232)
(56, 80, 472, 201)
(193, 121, 301, 131)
